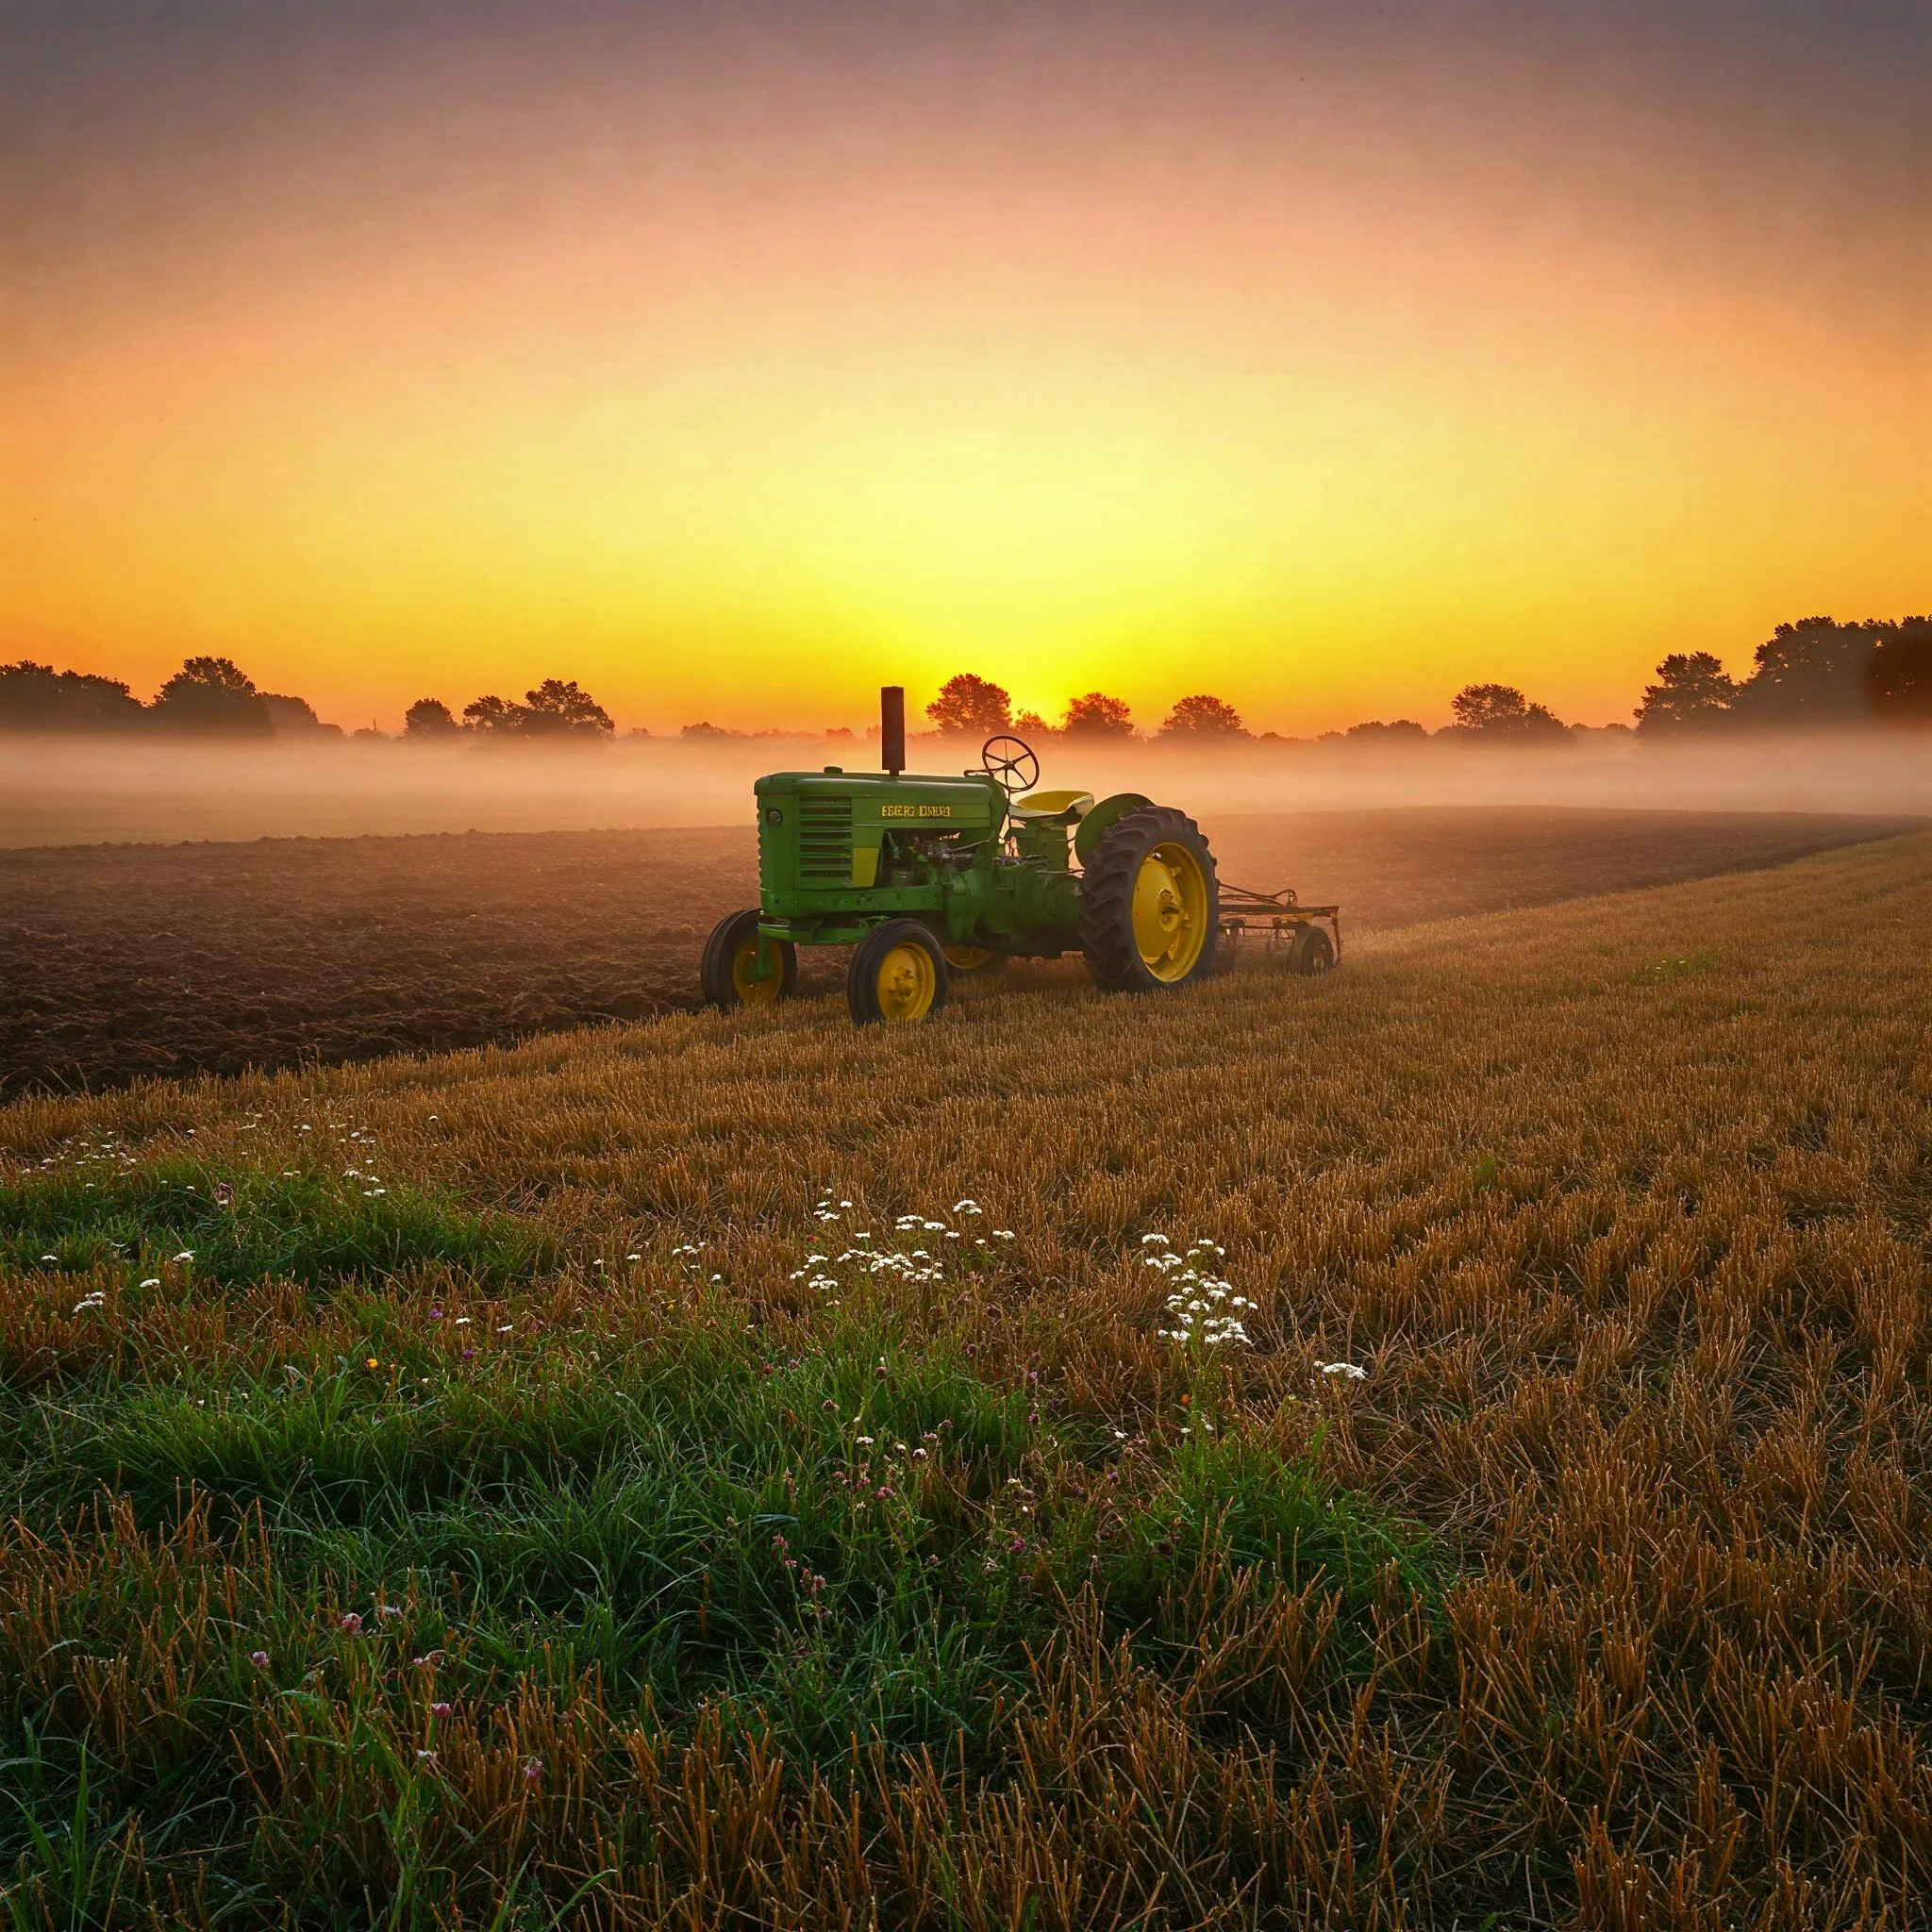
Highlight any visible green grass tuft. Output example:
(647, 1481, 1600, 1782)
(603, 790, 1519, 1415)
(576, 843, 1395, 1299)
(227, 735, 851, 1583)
(0, 1161, 555, 1291)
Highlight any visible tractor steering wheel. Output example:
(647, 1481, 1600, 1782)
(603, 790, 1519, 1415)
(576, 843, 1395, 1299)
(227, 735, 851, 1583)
(977, 734, 1041, 798)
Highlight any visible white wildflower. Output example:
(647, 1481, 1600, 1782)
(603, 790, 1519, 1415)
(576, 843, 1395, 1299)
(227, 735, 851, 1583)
(1157, 1240, 1253, 1352)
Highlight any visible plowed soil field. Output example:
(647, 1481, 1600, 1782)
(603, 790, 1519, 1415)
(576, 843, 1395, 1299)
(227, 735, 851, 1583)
(2, 807, 1916, 1094)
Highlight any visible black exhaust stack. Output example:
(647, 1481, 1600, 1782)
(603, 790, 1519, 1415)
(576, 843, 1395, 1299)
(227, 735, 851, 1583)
(880, 686, 906, 776)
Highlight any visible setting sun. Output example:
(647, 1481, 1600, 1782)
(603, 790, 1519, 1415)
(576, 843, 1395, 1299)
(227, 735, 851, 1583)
(6, 4, 1924, 730)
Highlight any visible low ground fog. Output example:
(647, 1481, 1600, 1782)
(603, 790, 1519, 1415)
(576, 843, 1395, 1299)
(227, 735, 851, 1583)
(7, 728, 1932, 847)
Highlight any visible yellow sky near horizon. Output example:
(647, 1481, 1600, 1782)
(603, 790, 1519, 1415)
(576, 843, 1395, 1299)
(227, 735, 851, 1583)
(6, 4, 1926, 734)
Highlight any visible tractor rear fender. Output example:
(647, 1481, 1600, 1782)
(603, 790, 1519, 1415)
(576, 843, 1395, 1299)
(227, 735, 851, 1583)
(1074, 792, 1156, 867)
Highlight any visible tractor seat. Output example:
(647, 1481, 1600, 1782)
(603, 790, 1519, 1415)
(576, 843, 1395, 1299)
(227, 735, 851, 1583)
(1010, 789, 1096, 824)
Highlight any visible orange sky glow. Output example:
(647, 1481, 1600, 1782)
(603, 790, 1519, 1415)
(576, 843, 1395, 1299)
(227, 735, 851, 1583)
(6, 3, 1926, 733)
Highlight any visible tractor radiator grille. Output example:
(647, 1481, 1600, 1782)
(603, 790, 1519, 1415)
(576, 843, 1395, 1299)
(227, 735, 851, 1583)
(795, 797, 854, 883)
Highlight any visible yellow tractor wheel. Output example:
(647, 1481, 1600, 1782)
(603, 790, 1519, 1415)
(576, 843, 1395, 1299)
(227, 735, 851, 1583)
(700, 908, 797, 1010)
(1079, 806, 1220, 992)
(848, 921, 950, 1025)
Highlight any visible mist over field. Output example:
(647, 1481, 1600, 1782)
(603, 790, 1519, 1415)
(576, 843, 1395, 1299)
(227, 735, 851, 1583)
(9, 728, 1932, 848)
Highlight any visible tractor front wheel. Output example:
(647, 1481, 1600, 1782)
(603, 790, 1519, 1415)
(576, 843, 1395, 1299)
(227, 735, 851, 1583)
(849, 921, 950, 1025)
(1080, 806, 1220, 992)
(700, 909, 797, 1010)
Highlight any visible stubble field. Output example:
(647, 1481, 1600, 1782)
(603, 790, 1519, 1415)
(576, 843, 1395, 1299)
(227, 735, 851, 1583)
(1, 827, 1929, 1927)
(2, 807, 1917, 1096)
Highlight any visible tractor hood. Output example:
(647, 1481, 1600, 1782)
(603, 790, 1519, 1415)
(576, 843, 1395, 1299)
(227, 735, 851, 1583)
(756, 767, 1004, 894)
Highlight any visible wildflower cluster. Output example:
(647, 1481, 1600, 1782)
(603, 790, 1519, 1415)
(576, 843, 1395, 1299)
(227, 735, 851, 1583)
(662, 1239, 725, 1288)
(985, 1470, 1041, 1569)
(790, 1193, 1014, 1302)
(769, 1532, 829, 1617)
(1145, 1236, 1254, 1350)
(26, 1136, 141, 1186)
(336, 1600, 407, 1638)
(831, 1420, 946, 1514)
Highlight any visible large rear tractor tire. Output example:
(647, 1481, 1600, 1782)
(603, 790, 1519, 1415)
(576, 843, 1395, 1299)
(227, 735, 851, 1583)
(701, 909, 797, 1011)
(848, 920, 950, 1025)
(1079, 806, 1220, 992)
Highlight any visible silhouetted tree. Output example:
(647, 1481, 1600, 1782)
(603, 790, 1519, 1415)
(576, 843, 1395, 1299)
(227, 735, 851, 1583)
(0, 661, 146, 732)
(261, 693, 339, 736)
(1634, 652, 1738, 734)
(151, 657, 274, 737)
(1448, 684, 1567, 738)
(403, 698, 461, 739)
(1158, 693, 1247, 739)
(1013, 708, 1052, 737)
(462, 681, 613, 739)
(462, 694, 523, 734)
(1731, 618, 1882, 725)
(1061, 691, 1135, 739)
(1870, 616, 1932, 719)
(1343, 719, 1428, 741)
(520, 678, 613, 738)
(926, 674, 1011, 738)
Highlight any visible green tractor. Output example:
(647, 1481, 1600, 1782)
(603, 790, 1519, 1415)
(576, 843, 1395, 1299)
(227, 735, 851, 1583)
(701, 687, 1338, 1025)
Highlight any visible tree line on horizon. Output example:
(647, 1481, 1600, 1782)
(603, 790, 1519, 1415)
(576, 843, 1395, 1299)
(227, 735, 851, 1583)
(401, 684, 614, 741)
(918, 613, 1932, 742)
(0, 657, 617, 742)
(921, 676, 1549, 743)
(5, 614, 1927, 742)
(1629, 616, 1932, 734)
(0, 655, 347, 740)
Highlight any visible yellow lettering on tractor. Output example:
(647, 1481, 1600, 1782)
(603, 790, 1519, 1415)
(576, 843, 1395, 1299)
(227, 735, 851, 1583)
(879, 804, 955, 820)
